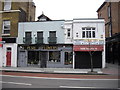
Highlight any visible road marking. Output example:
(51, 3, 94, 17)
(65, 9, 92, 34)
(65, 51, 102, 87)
(59, 86, 117, 89)
(1, 75, 119, 81)
(0, 81, 32, 86)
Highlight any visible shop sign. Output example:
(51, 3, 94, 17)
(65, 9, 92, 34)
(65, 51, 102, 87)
(21, 45, 58, 50)
(42, 46, 57, 50)
(73, 39, 104, 45)
(73, 45, 103, 51)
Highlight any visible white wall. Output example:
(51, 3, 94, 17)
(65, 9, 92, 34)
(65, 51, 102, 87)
(17, 21, 65, 44)
(64, 21, 73, 44)
(2, 43, 17, 67)
(0, 48, 3, 67)
(72, 19, 106, 68)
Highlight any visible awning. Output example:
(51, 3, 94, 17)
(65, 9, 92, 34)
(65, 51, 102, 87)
(73, 45, 103, 51)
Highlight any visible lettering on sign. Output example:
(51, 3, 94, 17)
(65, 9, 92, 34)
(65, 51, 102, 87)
(26, 46, 36, 50)
(42, 46, 57, 50)
(24, 46, 58, 50)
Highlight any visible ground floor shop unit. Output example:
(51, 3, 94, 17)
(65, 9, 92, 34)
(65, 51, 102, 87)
(18, 44, 73, 68)
(73, 45, 105, 69)
(106, 33, 120, 65)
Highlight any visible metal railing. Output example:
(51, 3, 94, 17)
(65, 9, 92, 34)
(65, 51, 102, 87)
(48, 37, 57, 44)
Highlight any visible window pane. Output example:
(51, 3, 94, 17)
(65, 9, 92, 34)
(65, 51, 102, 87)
(4, 0, 11, 10)
(82, 31, 85, 38)
(37, 32, 43, 38)
(49, 51, 60, 62)
(3, 20, 10, 34)
(86, 28, 91, 30)
(49, 31, 56, 37)
(89, 31, 91, 38)
(92, 28, 95, 30)
(67, 29, 70, 37)
(64, 52, 73, 65)
(92, 31, 95, 38)
(76, 33, 78, 37)
(4, 30, 10, 34)
(82, 28, 85, 30)
(86, 31, 89, 38)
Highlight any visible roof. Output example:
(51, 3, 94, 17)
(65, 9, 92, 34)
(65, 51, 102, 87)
(97, 2, 106, 12)
(37, 13, 52, 21)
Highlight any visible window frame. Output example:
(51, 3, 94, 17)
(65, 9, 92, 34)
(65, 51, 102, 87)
(67, 29, 71, 38)
(4, 0, 11, 11)
(82, 27, 96, 38)
(2, 20, 11, 35)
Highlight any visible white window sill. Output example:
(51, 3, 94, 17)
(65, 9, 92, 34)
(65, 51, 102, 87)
(2, 34, 10, 36)
(0, 10, 21, 13)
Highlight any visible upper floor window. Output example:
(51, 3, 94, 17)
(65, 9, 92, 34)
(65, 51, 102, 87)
(82, 27, 96, 38)
(2, 20, 10, 34)
(67, 29, 71, 38)
(49, 31, 56, 37)
(4, 0, 11, 10)
(108, 5, 111, 18)
(108, 24, 112, 37)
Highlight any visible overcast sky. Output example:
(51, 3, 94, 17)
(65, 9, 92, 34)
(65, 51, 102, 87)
(33, 0, 105, 20)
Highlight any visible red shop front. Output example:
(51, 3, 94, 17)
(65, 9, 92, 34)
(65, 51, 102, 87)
(73, 45, 103, 69)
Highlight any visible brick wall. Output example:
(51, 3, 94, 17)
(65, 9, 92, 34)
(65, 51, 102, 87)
(97, 2, 120, 37)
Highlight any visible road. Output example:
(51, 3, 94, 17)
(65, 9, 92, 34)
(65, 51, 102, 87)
(1, 72, 119, 89)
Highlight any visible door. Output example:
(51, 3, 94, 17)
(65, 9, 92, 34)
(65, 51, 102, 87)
(18, 51, 27, 67)
(40, 51, 47, 68)
(6, 48, 11, 66)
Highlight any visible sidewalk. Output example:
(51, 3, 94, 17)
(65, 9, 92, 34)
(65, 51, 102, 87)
(1, 63, 119, 75)
(101, 63, 119, 75)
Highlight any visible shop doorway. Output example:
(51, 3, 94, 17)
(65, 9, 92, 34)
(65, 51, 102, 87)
(6, 47, 11, 67)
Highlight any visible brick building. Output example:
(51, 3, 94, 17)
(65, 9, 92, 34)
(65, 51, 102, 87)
(97, 1, 120, 65)
(0, 0, 36, 67)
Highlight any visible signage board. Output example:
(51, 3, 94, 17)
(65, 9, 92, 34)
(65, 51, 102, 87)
(73, 45, 103, 51)
(73, 39, 104, 45)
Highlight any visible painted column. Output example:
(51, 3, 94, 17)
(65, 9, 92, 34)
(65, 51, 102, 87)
(73, 51, 75, 69)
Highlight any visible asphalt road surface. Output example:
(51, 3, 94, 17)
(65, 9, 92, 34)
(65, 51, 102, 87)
(1, 74, 119, 89)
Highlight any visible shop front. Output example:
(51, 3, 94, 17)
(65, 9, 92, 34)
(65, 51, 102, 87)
(18, 44, 73, 68)
(73, 45, 104, 69)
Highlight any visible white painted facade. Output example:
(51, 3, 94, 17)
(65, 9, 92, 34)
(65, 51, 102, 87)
(2, 43, 17, 67)
(0, 47, 3, 67)
(64, 19, 105, 68)
(64, 20, 73, 44)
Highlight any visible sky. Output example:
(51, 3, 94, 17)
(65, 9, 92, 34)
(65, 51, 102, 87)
(33, 0, 105, 20)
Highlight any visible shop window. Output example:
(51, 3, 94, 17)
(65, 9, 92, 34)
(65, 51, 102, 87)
(2, 20, 10, 34)
(49, 51, 60, 62)
(4, 0, 11, 10)
(82, 27, 96, 38)
(64, 52, 73, 65)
